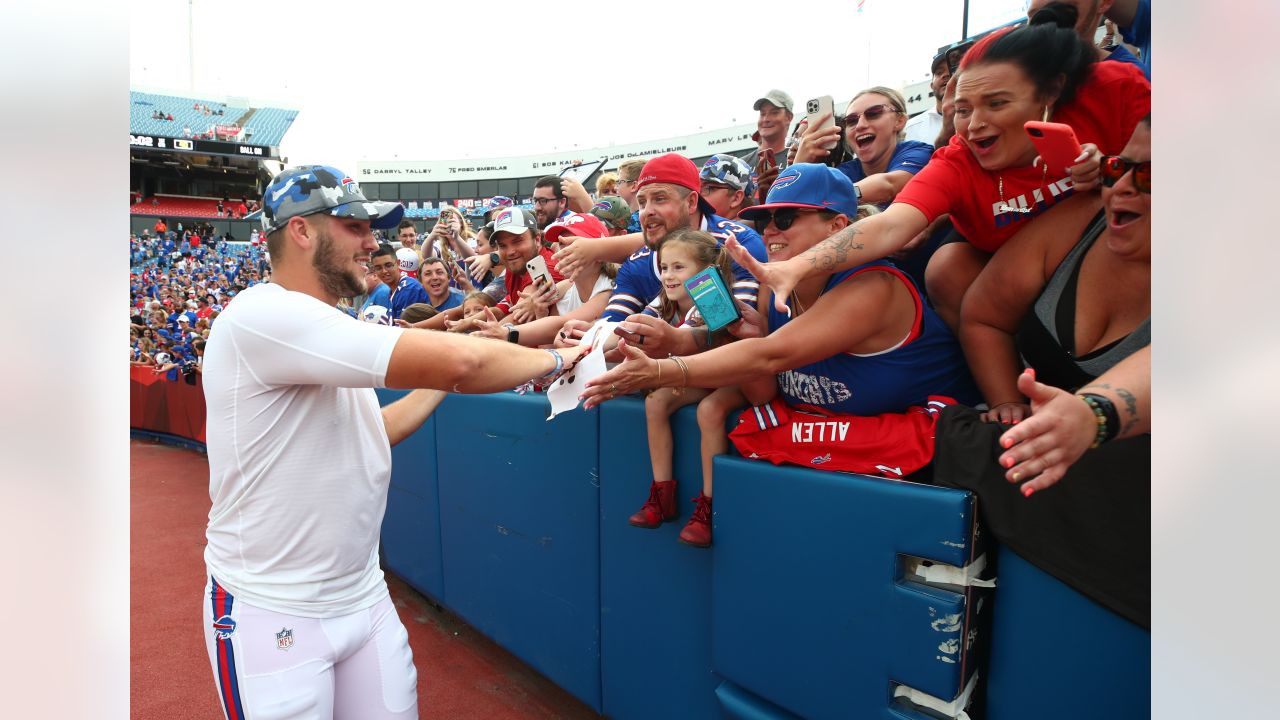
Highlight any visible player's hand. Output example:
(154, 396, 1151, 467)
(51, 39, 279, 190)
(995, 369, 1095, 496)
(555, 319, 592, 348)
(580, 339, 660, 409)
(724, 236, 805, 315)
(551, 236, 599, 281)
(465, 253, 494, 283)
(726, 300, 765, 339)
(555, 342, 592, 377)
(614, 313, 678, 358)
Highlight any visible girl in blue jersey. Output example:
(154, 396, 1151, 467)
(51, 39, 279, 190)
(616, 229, 747, 547)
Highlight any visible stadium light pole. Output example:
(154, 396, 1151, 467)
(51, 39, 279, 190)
(188, 0, 195, 93)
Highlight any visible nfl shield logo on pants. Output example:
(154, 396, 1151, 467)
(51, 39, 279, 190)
(276, 627, 294, 651)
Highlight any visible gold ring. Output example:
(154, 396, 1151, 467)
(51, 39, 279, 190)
(611, 383, 618, 394)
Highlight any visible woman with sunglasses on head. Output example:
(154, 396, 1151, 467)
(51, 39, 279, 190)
(792, 86, 931, 210)
(581, 165, 980, 487)
(727, 5, 1149, 332)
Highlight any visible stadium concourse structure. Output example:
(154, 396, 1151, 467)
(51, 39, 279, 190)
(357, 77, 934, 229)
(129, 89, 295, 239)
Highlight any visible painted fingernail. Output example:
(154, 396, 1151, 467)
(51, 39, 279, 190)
(1026, 368, 1035, 380)
(1001, 437, 1013, 449)
(1002, 456, 1015, 468)
(1011, 471, 1021, 482)
(1022, 485, 1035, 497)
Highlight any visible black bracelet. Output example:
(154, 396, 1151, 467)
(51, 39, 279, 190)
(1077, 393, 1119, 447)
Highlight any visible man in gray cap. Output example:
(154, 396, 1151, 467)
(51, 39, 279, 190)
(200, 165, 587, 719)
(743, 89, 794, 201)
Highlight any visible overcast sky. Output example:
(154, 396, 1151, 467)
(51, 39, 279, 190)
(130, 0, 1026, 173)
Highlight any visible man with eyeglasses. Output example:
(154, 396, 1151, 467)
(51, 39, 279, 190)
(531, 176, 573, 230)
(370, 243, 429, 321)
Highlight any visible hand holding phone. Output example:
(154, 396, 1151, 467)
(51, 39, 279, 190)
(1024, 121, 1083, 177)
(804, 96, 838, 151)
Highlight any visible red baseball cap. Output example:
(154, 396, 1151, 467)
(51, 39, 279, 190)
(635, 153, 717, 217)
(543, 213, 609, 245)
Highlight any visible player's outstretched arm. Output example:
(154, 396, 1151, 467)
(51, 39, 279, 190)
(382, 389, 447, 447)
(384, 327, 587, 393)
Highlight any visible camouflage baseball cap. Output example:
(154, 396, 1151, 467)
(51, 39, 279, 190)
(700, 154, 757, 198)
(261, 165, 404, 235)
(590, 196, 631, 231)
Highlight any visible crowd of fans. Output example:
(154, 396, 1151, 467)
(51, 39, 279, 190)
(132, 1, 1151, 620)
(129, 225, 270, 382)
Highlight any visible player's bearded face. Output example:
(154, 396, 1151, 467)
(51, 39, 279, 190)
(312, 224, 365, 298)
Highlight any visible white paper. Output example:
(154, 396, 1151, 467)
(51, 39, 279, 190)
(894, 672, 978, 719)
(546, 343, 608, 420)
(906, 553, 997, 588)
(577, 318, 620, 350)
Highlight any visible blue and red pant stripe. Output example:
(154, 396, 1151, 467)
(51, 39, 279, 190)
(210, 577, 247, 720)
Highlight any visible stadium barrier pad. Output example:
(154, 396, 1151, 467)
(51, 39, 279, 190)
(131, 380, 1149, 718)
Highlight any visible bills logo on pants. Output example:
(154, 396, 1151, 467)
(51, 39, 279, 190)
(729, 396, 956, 477)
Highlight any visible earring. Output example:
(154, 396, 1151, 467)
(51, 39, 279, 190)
(1042, 105, 1050, 122)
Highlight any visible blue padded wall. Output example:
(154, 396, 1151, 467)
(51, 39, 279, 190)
(434, 392, 603, 712)
(377, 389, 445, 602)
(711, 456, 981, 720)
(598, 399, 721, 720)
(985, 545, 1150, 720)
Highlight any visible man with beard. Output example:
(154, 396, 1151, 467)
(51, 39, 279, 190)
(531, 175, 572, 229)
(202, 165, 588, 720)
(370, 243, 429, 321)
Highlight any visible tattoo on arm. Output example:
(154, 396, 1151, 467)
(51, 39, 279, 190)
(803, 224, 865, 272)
(1116, 386, 1139, 435)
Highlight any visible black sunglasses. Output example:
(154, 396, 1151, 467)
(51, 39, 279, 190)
(753, 207, 827, 232)
(1100, 156, 1151, 193)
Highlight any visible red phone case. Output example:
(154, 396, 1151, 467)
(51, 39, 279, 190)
(1023, 121, 1082, 176)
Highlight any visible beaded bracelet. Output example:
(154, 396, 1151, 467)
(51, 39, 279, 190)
(1077, 393, 1119, 448)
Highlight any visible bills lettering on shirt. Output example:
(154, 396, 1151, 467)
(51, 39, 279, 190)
(992, 176, 1075, 228)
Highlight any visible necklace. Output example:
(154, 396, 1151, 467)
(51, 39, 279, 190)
(788, 290, 810, 317)
(996, 161, 1049, 215)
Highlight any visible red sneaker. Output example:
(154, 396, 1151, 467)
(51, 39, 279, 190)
(678, 494, 713, 547)
(628, 480, 678, 528)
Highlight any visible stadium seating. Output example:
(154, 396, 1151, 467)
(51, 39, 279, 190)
(129, 196, 223, 218)
(237, 107, 298, 147)
(130, 91, 296, 147)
